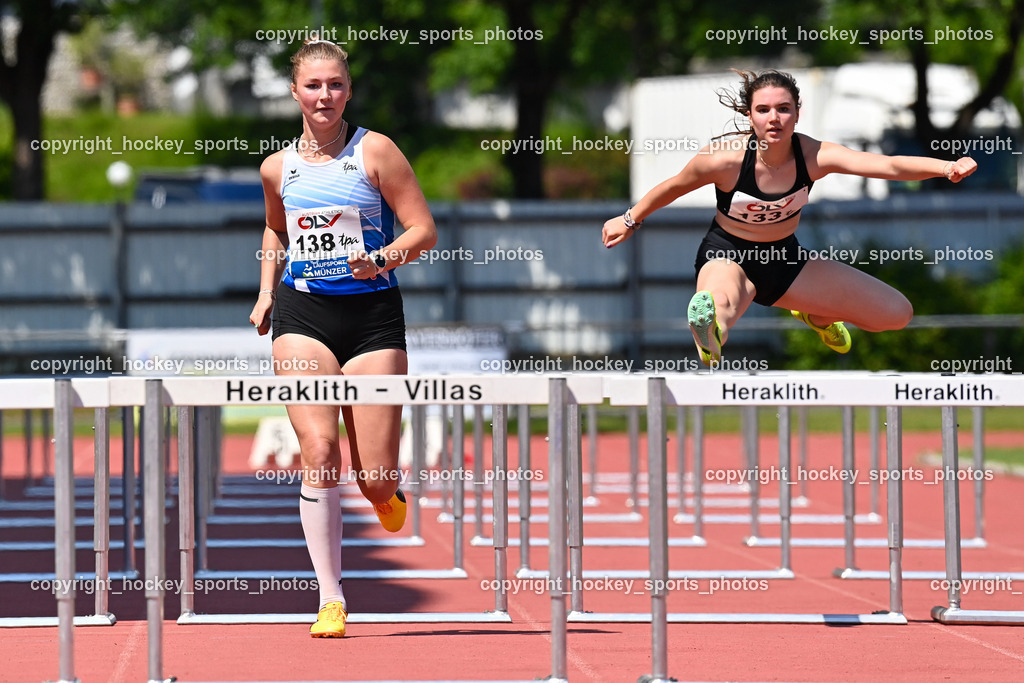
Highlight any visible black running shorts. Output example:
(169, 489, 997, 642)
(272, 285, 407, 366)
(693, 219, 809, 307)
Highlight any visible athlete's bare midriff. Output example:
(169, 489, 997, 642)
(714, 209, 801, 242)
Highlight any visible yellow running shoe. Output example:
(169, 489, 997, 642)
(688, 291, 725, 366)
(791, 310, 851, 354)
(310, 601, 347, 638)
(373, 489, 407, 533)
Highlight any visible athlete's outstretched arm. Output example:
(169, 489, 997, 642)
(812, 139, 977, 183)
(602, 148, 726, 248)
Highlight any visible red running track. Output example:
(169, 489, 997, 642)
(2, 424, 1024, 682)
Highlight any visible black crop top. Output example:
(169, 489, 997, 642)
(715, 135, 814, 225)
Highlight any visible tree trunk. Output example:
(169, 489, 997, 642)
(0, 1, 59, 200)
(508, 62, 551, 199)
(503, 0, 586, 199)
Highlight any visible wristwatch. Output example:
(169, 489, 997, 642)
(371, 250, 387, 271)
(623, 208, 643, 230)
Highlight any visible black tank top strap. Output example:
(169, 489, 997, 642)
(715, 134, 758, 214)
(791, 134, 813, 189)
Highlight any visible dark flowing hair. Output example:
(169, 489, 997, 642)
(714, 68, 801, 140)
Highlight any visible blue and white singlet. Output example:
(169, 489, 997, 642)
(279, 126, 397, 295)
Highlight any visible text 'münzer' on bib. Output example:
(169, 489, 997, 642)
(286, 204, 365, 280)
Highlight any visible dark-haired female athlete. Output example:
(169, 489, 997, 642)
(603, 69, 976, 364)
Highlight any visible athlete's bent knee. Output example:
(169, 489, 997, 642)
(883, 296, 914, 330)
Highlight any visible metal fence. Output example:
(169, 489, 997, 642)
(2, 193, 1023, 368)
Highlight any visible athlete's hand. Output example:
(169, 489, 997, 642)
(348, 251, 384, 280)
(602, 216, 634, 249)
(249, 292, 274, 336)
(946, 157, 978, 183)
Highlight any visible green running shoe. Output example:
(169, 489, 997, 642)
(688, 291, 725, 366)
(791, 310, 851, 354)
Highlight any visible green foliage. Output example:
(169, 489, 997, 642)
(816, 0, 1024, 115)
(0, 106, 11, 198)
(977, 241, 1024, 363)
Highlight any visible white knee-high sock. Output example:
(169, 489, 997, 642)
(299, 483, 345, 611)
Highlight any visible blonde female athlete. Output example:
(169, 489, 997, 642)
(603, 69, 977, 364)
(249, 39, 437, 637)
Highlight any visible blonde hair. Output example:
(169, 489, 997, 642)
(290, 37, 349, 83)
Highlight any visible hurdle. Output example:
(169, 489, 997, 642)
(931, 405, 1024, 624)
(576, 372, 917, 627)
(0, 379, 120, 633)
(112, 374, 603, 683)
(604, 372, 1024, 682)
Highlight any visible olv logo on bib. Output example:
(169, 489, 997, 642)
(286, 205, 365, 279)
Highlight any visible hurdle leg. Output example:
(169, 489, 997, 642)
(779, 407, 793, 574)
(42, 409, 52, 483)
(796, 406, 809, 504)
(492, 404, 509, 613)
(547, 378, 569, 683)
(936, 406, 964, 611)
(54, 381, 77, 683)
(743, 406, 761, 544)
(439, 405, 451, 517)
(886, 406, 904, 616)
(972, 406, 985, 543)
(472, 404, 485, 542)
(517, 404, 532, 574)
(833, 406, 858, 577)
(568, 402, 584, 615)
(688, 407, 705, 540)
(94, 406, 115, 624)
(122, 406, 137, 575)
(144, 380, 167, 683)
(178, 406, 195, 621)
(411, 405, 426, 541)
(586, 403, 599, 500)
(869, 407, 881, 519)
(452, 404, 465, 572)
(639, 377, 670, 683)
(675, 406, 686, 512)
(195, 406, 213, 572)
(24, 409, 33, 488)
(627, 406, 639, 513)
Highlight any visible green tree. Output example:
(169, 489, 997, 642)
(429, 0, 822, 198)
(813, 0, 1024, 148)
(0, 0, 95, 200)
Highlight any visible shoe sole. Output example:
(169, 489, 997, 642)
(688, 291, 721, 366)
(311, 630, 345, 638)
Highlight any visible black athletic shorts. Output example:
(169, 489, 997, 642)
(272, 285, 407, 366)
(693, 219, 808, 307)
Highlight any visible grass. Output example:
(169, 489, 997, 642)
(958, 447, 1024, 468)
